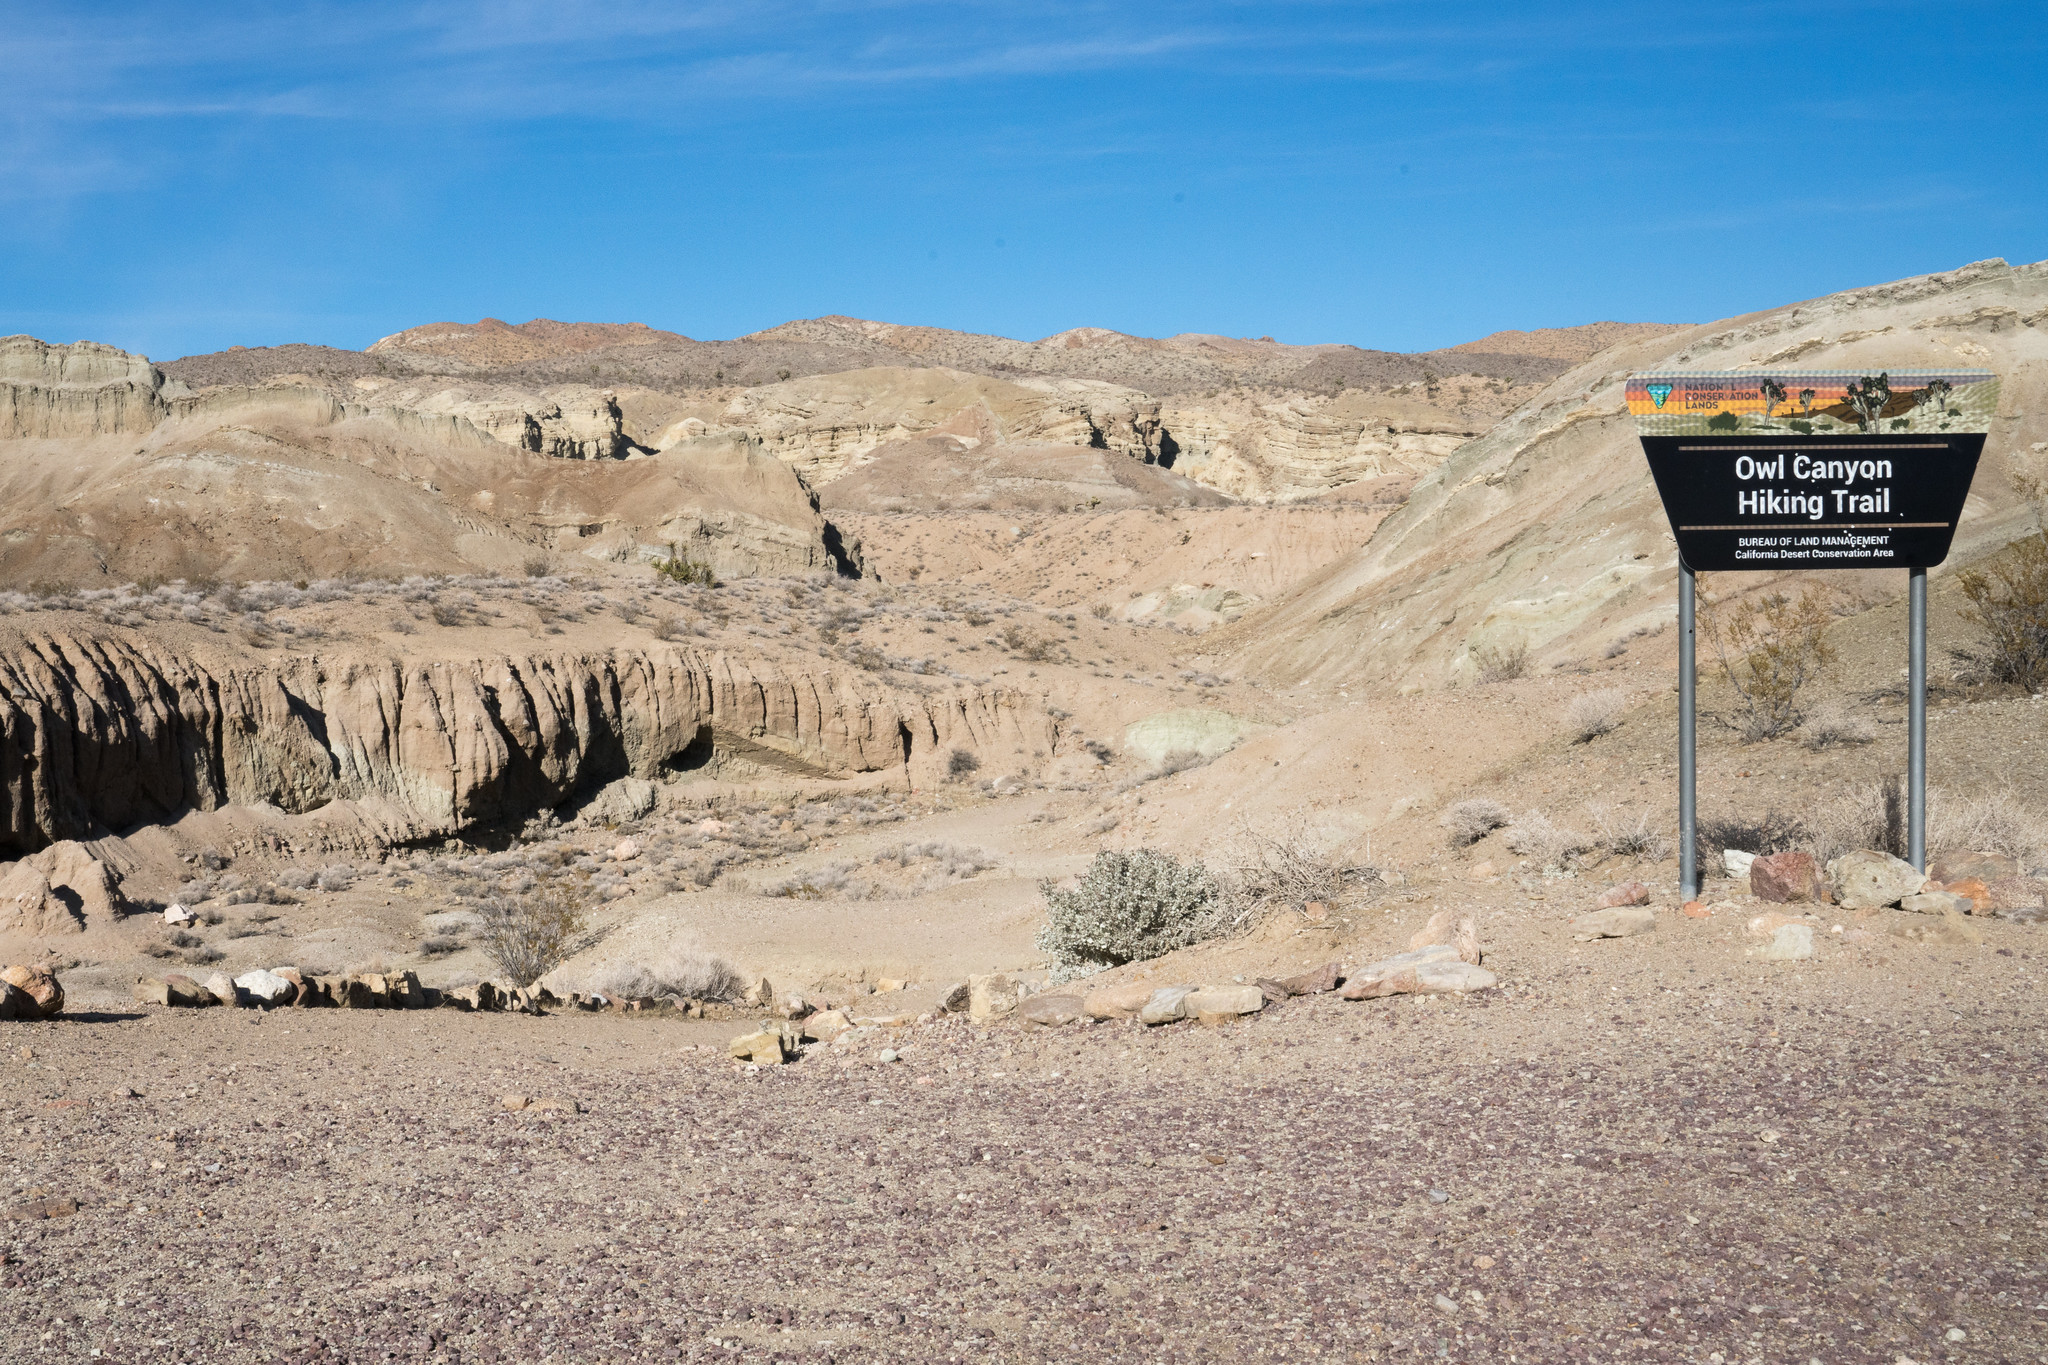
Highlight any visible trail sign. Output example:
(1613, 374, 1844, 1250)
(1625, 367, 2001, 897)
(1628, 370, 2000, 571)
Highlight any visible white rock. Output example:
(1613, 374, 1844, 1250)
(162, 903, 195, 925)
(233, 969, 295, 1004)
(611, 838, 641, 862)
(1753, 924, 1815, 961)
(1723, 849, 1756, 879)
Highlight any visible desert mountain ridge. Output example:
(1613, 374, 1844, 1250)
(169, 314, 1685, 400)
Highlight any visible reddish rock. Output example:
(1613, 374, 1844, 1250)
(1751, 850, 1822, 903)
(1930, 851, 2019, 884)
(1938, 876, 1991, 913)
(1680, 900, 1713, 918)
(1595, 881, 1651, 908)
(0, 964, 62, 1018)
(1276, 961, 1344, 996)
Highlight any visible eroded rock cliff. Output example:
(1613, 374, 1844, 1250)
(0, 627, 1055, 855)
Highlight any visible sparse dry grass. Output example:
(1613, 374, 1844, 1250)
(1564, 689, 1627, 743)
(1442, 798, 1510, 848)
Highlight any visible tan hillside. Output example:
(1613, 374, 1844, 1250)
(0, 336, 851, 585)
(1218, 257, 2048, 692)
(367, 317, 692, 366)
(1446, 320, 1688, 362)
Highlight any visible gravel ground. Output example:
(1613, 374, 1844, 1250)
(4, 918, 2045, 1365)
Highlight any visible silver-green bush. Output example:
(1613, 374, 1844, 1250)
(1036, 849, 1228, 973)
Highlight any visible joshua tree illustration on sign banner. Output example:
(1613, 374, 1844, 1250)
(1798, 387, 1816, 417)
(1844, 373, 1892, 432)
(1920, 376, 1953, 417)
(1759, 377, 1787, 421)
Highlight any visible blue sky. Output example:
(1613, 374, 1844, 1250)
(4, 1, 2044, 360)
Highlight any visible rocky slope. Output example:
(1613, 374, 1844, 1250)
(816, 438, 1229, 514)
(1217, 257, 2048, 690)
(0, 338, 854, 584)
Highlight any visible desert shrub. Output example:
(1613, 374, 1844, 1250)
(1000, 622, 1055, 662)
(589, 946, 743, 1003)
(1472, 640, 1529, 683)
(419, 935, 463, 957)
(475, 884, 606, 987)
(1695, 809, 1815, 868)
(315, 864, 355, 892)
(1699, 578, 1836, 740)
(1587, 803, 1671, 861)
(145, 930, 222, 965)
(1927, 787, 2048, 867)
(1801, 699, 1874, 749)
(1036, 848, 1229, 973)
(947, 748, 981, 779)
(1502, 811, 1593, 870)
(652, 544, 717, 587)
(1564, 688, 1627, 743)
(275, 867, 317, 891)
(1222, 819, 1373, 911)
(522, 554, 553, 578)
(760, 860, 864, 899)
(430, 601, 465, 627)
(1149, 749, 1210, 779)
(654, 615, 694, 642)
(1951, 531, 2048, 692)
(1441, 798, 1511, 848)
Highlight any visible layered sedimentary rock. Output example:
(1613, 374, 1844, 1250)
(654, 368, 1170, 482)
(0, 341, 853, 584)
(1158, 392, 1479, 500)
(1, 336, 180, 438)
(0, 630, 1054, 855)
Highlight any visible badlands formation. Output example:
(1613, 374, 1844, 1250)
(1, 263, 2047, 1363)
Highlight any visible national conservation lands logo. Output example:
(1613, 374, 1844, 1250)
(1628, 368, 1999, 572)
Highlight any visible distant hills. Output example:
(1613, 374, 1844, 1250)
(162, 315, 1687, 399)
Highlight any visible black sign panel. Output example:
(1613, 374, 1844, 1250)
(1638, 432, 1985, 572)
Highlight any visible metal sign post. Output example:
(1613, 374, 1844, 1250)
(1909, 566, 1927, 869)
(1629, 369, 2000, 894)
(1679, 566, 1698, 899)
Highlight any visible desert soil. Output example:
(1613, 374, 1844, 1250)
(6, 892, 2046, 1365)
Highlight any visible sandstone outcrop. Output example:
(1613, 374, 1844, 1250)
(0, 627, 1056, 854)
(1158, 391, 1477, 500)
(655, 367, 1172, 483)
(1, 336, 178, 438)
